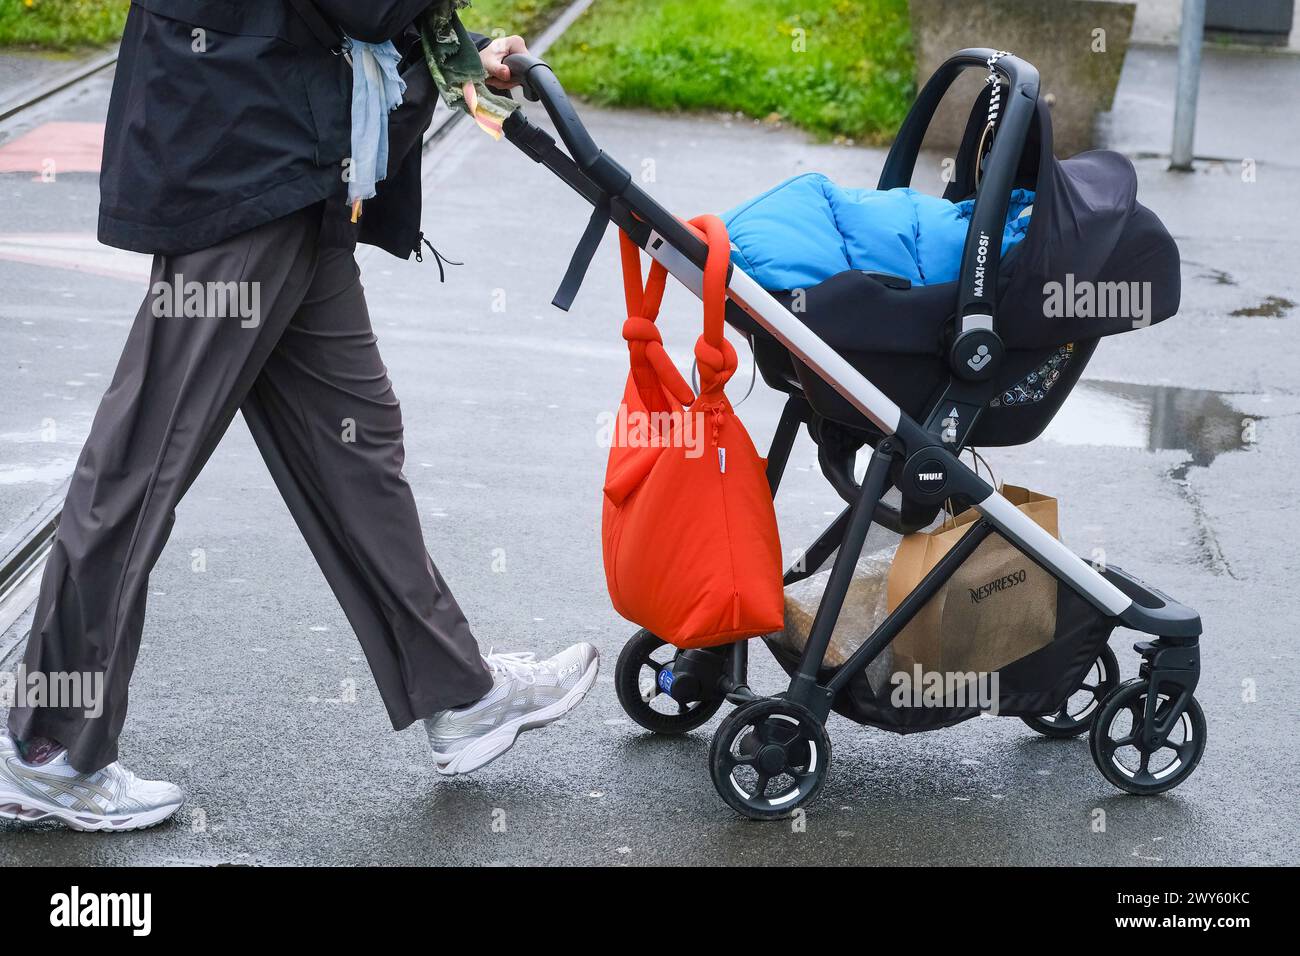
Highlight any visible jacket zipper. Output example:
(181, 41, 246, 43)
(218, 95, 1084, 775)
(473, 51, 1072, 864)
(414, 232, 463, 282)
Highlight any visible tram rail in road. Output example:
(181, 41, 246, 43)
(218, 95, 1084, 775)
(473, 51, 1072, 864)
(0, 483, 65, 665)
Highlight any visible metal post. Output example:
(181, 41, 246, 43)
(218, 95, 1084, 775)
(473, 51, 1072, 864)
(1170, 0, 1207, 171)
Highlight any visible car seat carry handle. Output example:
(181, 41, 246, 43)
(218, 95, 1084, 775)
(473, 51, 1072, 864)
(878, 48, 1038, 194)
(877, 48, 1040, 382)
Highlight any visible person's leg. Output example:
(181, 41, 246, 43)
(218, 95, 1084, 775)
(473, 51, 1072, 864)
(241, 248, 598, 775)
(6, 206, 323, 775)
(240, 247, 494, 725)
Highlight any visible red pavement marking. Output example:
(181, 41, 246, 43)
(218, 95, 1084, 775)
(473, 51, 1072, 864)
(0, 249, 145, 283)
(0, 121, 104, 174)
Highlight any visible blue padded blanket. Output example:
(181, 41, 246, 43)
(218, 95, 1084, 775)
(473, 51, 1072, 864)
(722, 173, 1034, 291)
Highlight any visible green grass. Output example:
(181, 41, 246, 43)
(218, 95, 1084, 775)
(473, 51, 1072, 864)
(460, 0, 576, 40)
(0, 0, 128, 50)
(547, 0, 915, 143)
(0, 0, 566, 51)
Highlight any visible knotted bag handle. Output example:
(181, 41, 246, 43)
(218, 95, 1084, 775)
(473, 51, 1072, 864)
(618, 230, 695, 406)
(688, 214, 738, 402)
(618, 214, 736, 407)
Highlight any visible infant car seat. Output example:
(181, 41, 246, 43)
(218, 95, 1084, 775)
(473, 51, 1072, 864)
(722, 72, 1181, 451)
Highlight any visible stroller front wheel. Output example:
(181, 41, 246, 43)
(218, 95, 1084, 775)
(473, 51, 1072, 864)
(709, 698, 830, 821)
(614, 629, 724, 734)
(1089, 678, 1206, 795)
(1021, 644, 1120, 738)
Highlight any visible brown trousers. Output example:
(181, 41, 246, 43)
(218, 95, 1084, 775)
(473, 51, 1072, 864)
(8, 205, 492, 773)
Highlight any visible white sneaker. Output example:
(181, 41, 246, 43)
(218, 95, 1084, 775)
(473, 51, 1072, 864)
(0, 732, 184, 832)
(424, 643, 599, 776)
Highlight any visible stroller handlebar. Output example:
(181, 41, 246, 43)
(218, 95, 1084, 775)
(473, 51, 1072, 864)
(503, 52, 636, 197)
(504, 54, 598, 164)
(500, 52, 709, 306)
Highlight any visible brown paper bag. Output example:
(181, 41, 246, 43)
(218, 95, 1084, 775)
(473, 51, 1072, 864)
(887, 485, 1059, 678)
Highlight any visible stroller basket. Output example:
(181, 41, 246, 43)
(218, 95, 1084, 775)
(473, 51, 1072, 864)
(767, 528, 1118, 734)
(501, 47, 1207, 819)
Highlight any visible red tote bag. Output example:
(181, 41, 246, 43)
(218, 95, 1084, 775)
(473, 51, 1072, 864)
(601, 214, 784, 649)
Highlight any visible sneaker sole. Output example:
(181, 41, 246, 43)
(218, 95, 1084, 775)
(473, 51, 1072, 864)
(0, 790, 183, 832)
(431, 655, 600, 776)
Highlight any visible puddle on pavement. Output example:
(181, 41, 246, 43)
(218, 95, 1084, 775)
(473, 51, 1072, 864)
(1042, 380, 1260, 578)
(1042, 380, 1256, 472)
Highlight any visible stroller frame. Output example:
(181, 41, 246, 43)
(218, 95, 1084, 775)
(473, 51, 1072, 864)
(502, 49, 1206, 819)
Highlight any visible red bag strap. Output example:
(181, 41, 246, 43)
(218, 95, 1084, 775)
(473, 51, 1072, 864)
(617, 215, 736, 407)
(618, 230, 695, 406)
(686, 214, 738, 402)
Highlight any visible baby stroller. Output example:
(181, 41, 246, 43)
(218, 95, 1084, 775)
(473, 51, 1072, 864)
(502, 48, 1205, 820)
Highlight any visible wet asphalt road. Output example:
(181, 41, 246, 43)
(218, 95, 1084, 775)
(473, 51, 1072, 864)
(1, 44, 1298, 865)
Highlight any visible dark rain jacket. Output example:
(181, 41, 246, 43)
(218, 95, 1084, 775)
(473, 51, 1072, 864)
(98, 1, 487, 258)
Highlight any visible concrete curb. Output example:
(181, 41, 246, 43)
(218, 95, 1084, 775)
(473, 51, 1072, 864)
(0, 48, 119, 125)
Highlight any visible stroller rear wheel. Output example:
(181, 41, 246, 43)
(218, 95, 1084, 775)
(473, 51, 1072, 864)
(1021, 644, 1119, 738)
(709, 698, 830, 820)
(1089, 678, 1206, 795)
(614, 629, 724, 734)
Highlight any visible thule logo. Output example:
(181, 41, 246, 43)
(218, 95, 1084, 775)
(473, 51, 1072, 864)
(917, 471, 944, 482)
